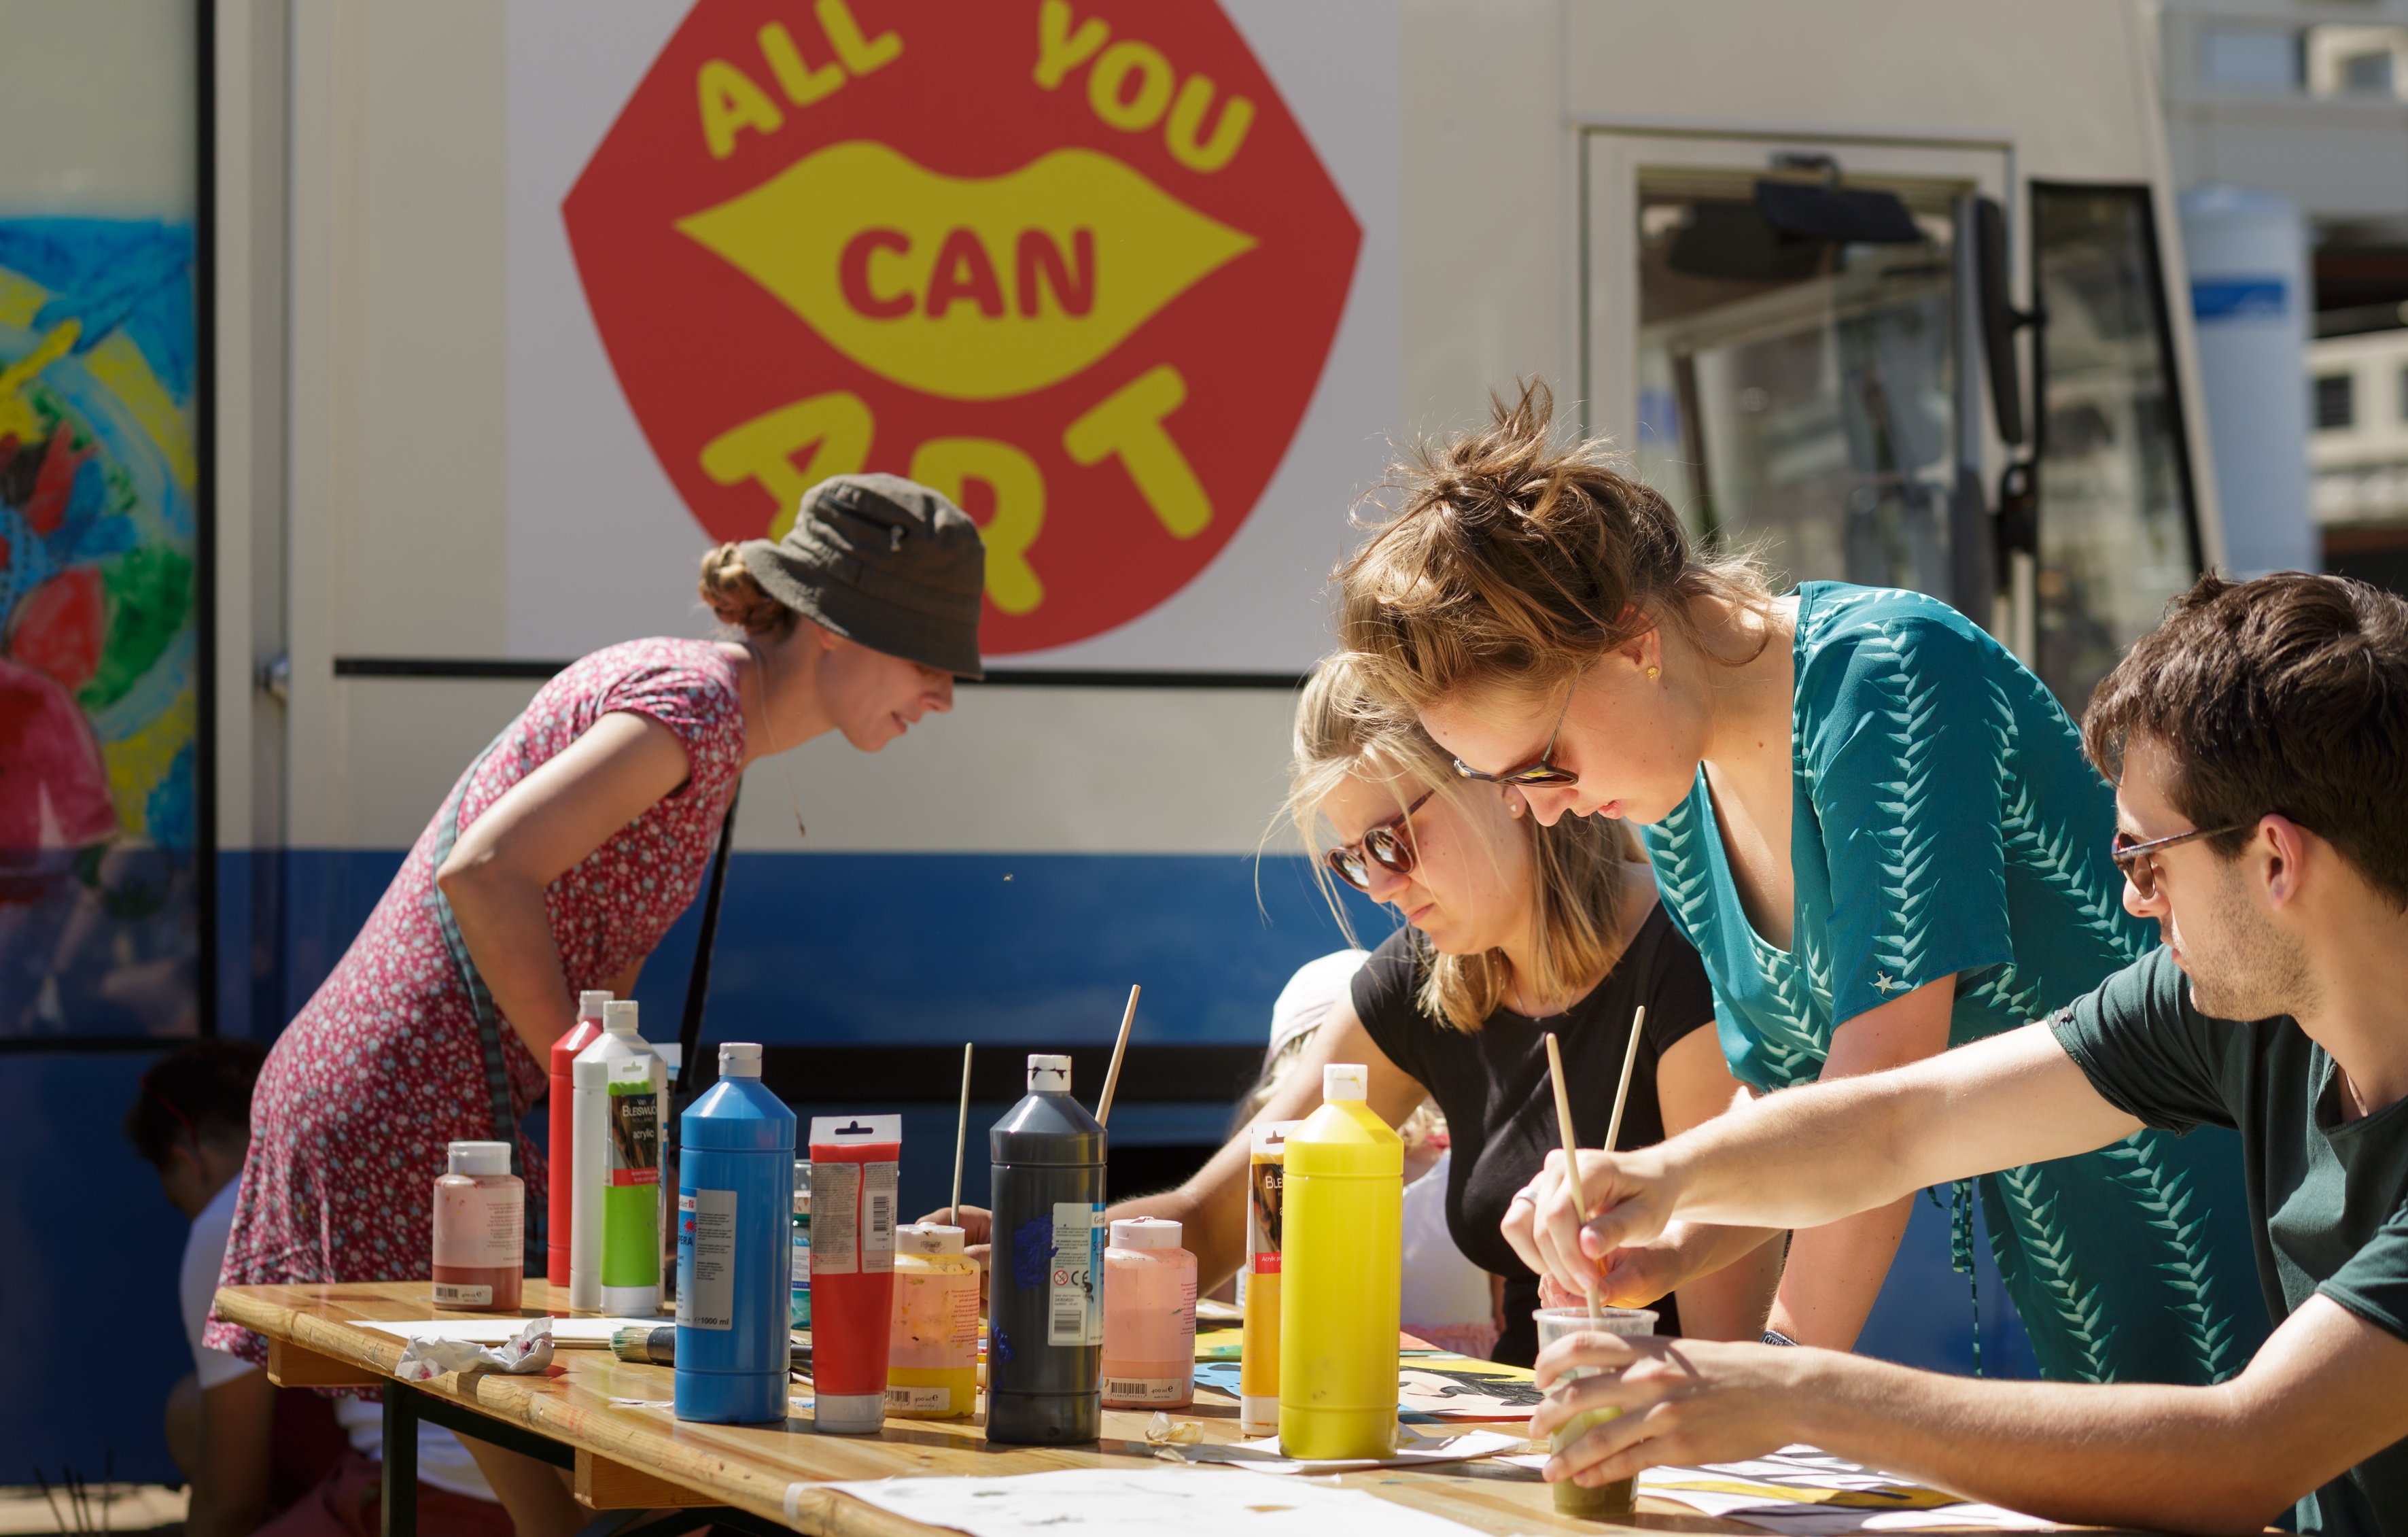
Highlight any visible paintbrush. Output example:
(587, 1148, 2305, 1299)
(947, 1041, 973, 1224)
(1094, 984, 1140, 1128)
(1544, 1005, 1648, 1320)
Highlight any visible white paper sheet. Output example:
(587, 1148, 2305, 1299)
(361, 1316, 659, 1345)
(820, 1467, 1486, 1537)
(1498, 1445, 2055, 1532)
(1168, 1428, 1525, 1476)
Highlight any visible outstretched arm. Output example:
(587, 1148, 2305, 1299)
(1531, 1294, 2408, 1536)
(1505, 1020, 2142, 1295)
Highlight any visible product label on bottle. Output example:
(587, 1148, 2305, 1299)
(1047, 1202, 1105, 1347)
(812, 1163, 862, 1275)
(433, 1182, 523, 1268)
(791, 1232, 812, 1286)
(1102, 1377, 1187, 1404)
(884, 1384, 952, 1413)
(862, 1161, 896, 1275)
(1247, 1152, 1286, 1276)
(432, 1281, 494, 1307)
(676, 1188, 737, 1331)
(606, 1081, 660, 1188)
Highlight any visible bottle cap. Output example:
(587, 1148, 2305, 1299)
(1111, 1216, 1182, 1250)
(603, 999, 640, 1035)
(1323, 1063, 1368, 1102)
(577, 990, 612, 1020)
(898, 1222, 964, 1256)
(719, 1042, 762, 1077)
(1026, 1053, 1072, 1092)
(447, 1141, 512, 1176)
(793, 1161, 812, 1215)
(814, 1391, 886, 1434)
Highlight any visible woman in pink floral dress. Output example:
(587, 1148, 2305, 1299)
(208, 477, 985, 1537)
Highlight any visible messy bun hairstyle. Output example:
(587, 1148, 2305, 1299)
(699, 543, 799, 638)
(1339, 380, 1772, 712)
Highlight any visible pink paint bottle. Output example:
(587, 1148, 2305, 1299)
(433, 1141, 524, 1313)
(1100, 1217, 1195, 1409)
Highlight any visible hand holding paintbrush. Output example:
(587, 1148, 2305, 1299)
(1542, 1005, 1647, 1313)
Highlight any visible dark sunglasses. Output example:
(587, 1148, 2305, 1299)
(1452, 683, 1580, 789)
(2110, 822, 2250, 901)
(1325, 788, 1437, 892)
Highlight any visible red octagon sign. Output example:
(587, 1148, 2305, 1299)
(565, 0, 1361, 655)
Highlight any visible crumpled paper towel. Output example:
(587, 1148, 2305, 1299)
(394, 1316, 555, 1382)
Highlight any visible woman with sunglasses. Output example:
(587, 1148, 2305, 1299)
(1343, 383, 2266, 1388)
(1053, 655, 1783, 1366)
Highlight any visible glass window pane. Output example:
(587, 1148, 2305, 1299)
(2031, 185, 2202, 714)
(0, 0, 204, 1039)
(2200, 26, 2301, 94)
(1634, 179, 1960, 600)
(2316, 373, 2356, 431)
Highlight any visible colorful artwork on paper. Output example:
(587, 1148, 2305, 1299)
(0, 218, 198, 1037)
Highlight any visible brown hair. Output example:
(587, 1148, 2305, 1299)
(1338, 380, 1771, 711)
(1285, 654, 1636, 1032)
(699, 543, 798, 638)
(2083, 571, 2408, 909)
(125, 1039, 266, 1169)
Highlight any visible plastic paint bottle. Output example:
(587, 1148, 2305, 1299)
(986, 1054, 1105, 1446)
(789, 1160, 812, 1329)
(546, 991, 610, 1292)
(886, 1222, 978, 1419)
(1278, 1064, 1401, 1460)
(673, 1043, 796, 1424)
(579, 1000, 666, 1315)
(1238, 1120, 1296, 1436)
(432, 1141, 524, 1312)
(807, 1114, 901, 1434)
(1101, 1217, 1196, 1409)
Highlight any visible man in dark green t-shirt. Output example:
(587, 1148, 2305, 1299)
(1499, 573, 2408, 1536)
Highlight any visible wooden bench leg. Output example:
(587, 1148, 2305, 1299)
(267, 1338, 383, 1389)
(574, 1449, 716, 1510)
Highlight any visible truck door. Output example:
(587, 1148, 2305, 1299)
(1584, 133, 2205, 709)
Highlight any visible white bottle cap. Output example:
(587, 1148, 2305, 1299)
(898, 1222, 964, 1256)
(1111, 1216, 1182, 1250)
(1027, 1053, 1072, 1092)
(577, 990, 612, 1019)
(1323, 1063, 1368, 1102)
(719, 1042, 762, 1078)
(447, 1141, 512, 1176)
(603, 999, 640, 1035)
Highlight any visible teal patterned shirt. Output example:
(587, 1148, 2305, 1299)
(1641, 583, 2270, 1385)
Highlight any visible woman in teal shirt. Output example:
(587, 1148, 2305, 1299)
(1337, 385, 2265, 1385)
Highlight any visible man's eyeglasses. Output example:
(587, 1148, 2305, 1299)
(1325, 789, 1437, 892)
(1452, 683, 1580, 789)
(2110, 822, 2250, 901)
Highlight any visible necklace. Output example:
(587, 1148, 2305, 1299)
(744, 639, 809, 840)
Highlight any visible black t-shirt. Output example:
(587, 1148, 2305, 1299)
(2054, 946, 2408, 1537)
(1351, 903, 1717, 1365)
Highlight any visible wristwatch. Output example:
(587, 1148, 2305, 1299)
(1760, 1329, 1800, 1347)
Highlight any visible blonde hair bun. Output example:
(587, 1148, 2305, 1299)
(699, 542, 797, 638)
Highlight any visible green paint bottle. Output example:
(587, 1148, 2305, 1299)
(576, 999, 667, 1315)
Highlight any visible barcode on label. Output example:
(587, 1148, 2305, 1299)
(1103, 1377, 1184, 1404)
(862, 1161, 897, 1274)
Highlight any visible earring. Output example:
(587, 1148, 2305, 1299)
(1647, 665, 1661, 682)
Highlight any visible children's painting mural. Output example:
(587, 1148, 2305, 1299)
(0, 218, 199, 1038)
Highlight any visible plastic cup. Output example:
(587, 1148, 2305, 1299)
(1532, 1305, 1658, 1519)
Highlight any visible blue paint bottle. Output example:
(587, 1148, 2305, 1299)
(674, 1043, 796, 1424)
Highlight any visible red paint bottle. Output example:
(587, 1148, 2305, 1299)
(807, 1114, 901, 1434)
(547, 990, 610, 1299)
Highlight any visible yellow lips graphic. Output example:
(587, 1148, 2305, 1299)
(676, 141, 1256, 402)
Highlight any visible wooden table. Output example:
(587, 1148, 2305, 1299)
(214, 1279, 2012, 1537)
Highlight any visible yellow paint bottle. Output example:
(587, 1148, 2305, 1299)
(1277, 1065, 1400, 1460)
(885, 1224, 978, 1420)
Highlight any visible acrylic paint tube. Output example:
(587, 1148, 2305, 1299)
(1237, 1120, 1297, 1435)
(548, 991, 610, 1293)
(986, 1054, 1105, 1445)
(674, 1043, 795, 1423)
(807, 1114, 901, 1433)
(578, 1000, 666, 1315)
